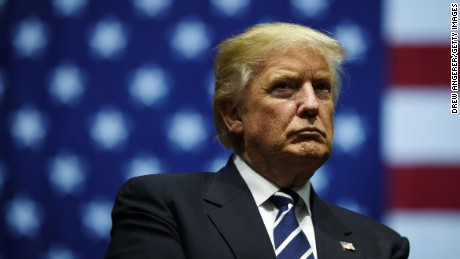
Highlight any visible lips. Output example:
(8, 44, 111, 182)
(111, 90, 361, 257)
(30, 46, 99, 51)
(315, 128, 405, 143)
(288, 127, 326, 139)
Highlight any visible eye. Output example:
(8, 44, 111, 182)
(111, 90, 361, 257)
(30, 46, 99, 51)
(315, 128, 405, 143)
(313, 80, 333, 100)
(273, 81, 292, 90)
(314, 80, 332, 92)
(268, 81, 297, 98)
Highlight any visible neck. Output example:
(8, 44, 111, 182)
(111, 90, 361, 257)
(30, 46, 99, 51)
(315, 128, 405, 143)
(239, 151, 320, 188)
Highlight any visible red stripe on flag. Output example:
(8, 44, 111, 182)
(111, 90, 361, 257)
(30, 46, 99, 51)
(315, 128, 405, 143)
(388, 166, 460, 209)
(388, 46, 450, 86)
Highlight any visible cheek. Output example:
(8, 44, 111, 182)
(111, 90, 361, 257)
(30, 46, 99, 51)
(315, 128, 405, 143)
(322, 105, 335, 129)
(250, 100, 290, 119)
(264, 107, 293, 131)
(244, 109, 289, 139)
(326, 116, 334, 133)
(243, 99, 297, 135)
(326, 114, 335, 143)
(318, 106, 334, 141)
(330, 119, 334, 135)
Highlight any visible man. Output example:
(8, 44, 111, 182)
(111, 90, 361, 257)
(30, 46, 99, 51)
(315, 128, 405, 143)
(105, 23, 409, 259)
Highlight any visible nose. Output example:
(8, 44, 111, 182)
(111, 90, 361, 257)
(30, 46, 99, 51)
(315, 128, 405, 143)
(296, 82, 319, 118)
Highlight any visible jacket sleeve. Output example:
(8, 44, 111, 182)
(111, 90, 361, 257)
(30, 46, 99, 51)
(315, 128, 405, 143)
(105, 176, 186, 259)
(392, 236, 410, 259)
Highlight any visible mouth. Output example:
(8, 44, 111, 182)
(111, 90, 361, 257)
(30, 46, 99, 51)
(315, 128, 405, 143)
(288, 127, 326, 140)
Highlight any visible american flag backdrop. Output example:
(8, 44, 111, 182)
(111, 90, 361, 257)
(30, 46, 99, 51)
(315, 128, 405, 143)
(0, 0, 458, 259)
(382, 1, 460, 258)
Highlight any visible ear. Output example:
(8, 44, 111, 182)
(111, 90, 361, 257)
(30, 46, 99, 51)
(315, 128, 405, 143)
(220, 100, 243, 134)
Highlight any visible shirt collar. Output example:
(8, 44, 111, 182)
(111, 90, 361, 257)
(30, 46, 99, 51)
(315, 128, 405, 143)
(233, 154, 312, 214)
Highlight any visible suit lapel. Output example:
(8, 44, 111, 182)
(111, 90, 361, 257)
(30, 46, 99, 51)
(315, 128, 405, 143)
(203, 158, 368, 259)
(204, 158, 276, 259)
(311, 190, 366, 259)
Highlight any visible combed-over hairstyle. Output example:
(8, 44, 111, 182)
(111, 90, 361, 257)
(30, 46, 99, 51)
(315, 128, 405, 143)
(212, 22, 345, 149)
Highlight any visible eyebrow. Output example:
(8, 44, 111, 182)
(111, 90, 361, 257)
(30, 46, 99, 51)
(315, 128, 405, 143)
(312, 71, 333, 82)
(265, 70, 333, 84)
(265, 70, 302, 83)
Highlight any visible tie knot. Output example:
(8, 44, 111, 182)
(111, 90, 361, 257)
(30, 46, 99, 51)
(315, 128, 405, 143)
(270, 189, 300, 209)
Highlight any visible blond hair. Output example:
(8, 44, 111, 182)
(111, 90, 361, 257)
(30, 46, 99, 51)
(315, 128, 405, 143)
(213, 22, 345, 149)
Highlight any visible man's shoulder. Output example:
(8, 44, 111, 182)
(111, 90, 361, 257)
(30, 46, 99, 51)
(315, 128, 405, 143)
(114, 158, 239, 205)
(111, 172, 223, 215)
(124, 172, 216, 192)
(320, 198, 403, 239)
(131, 171, 214, 183)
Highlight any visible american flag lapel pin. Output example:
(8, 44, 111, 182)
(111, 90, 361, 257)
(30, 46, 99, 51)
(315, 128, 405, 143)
(340, 241, 356, 251)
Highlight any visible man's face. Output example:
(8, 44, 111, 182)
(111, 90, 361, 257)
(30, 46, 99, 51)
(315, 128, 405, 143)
(239, 47, 335, 171)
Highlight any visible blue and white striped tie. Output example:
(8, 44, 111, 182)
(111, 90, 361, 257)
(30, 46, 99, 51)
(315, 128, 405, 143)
(270, 190, 314, 259)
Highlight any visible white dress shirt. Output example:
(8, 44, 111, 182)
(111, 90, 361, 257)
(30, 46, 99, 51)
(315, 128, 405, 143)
(233, 155, 318, 259)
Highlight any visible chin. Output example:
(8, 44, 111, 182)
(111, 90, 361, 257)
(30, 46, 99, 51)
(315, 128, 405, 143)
(292, 143, 330, 162)
(300, 142, 326, 154)
(298, 153, 329, 163)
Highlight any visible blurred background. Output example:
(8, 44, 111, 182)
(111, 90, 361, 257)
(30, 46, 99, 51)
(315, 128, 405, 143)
(0, 0, 458, 258)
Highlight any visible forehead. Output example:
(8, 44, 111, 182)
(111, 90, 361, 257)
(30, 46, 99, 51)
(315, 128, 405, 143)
(260, 47, 331, 78)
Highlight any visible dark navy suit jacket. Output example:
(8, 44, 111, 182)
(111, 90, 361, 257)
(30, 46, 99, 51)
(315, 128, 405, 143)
(105, 159, 409, 259)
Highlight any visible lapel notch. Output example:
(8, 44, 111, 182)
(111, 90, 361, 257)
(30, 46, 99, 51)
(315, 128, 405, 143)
(204, 159, 276, 259)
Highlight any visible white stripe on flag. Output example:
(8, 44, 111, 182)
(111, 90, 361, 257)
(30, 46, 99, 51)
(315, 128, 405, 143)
(383, 0, 451, 45)
(382, 88, 460, 166)
(384, 210, 460, 259)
